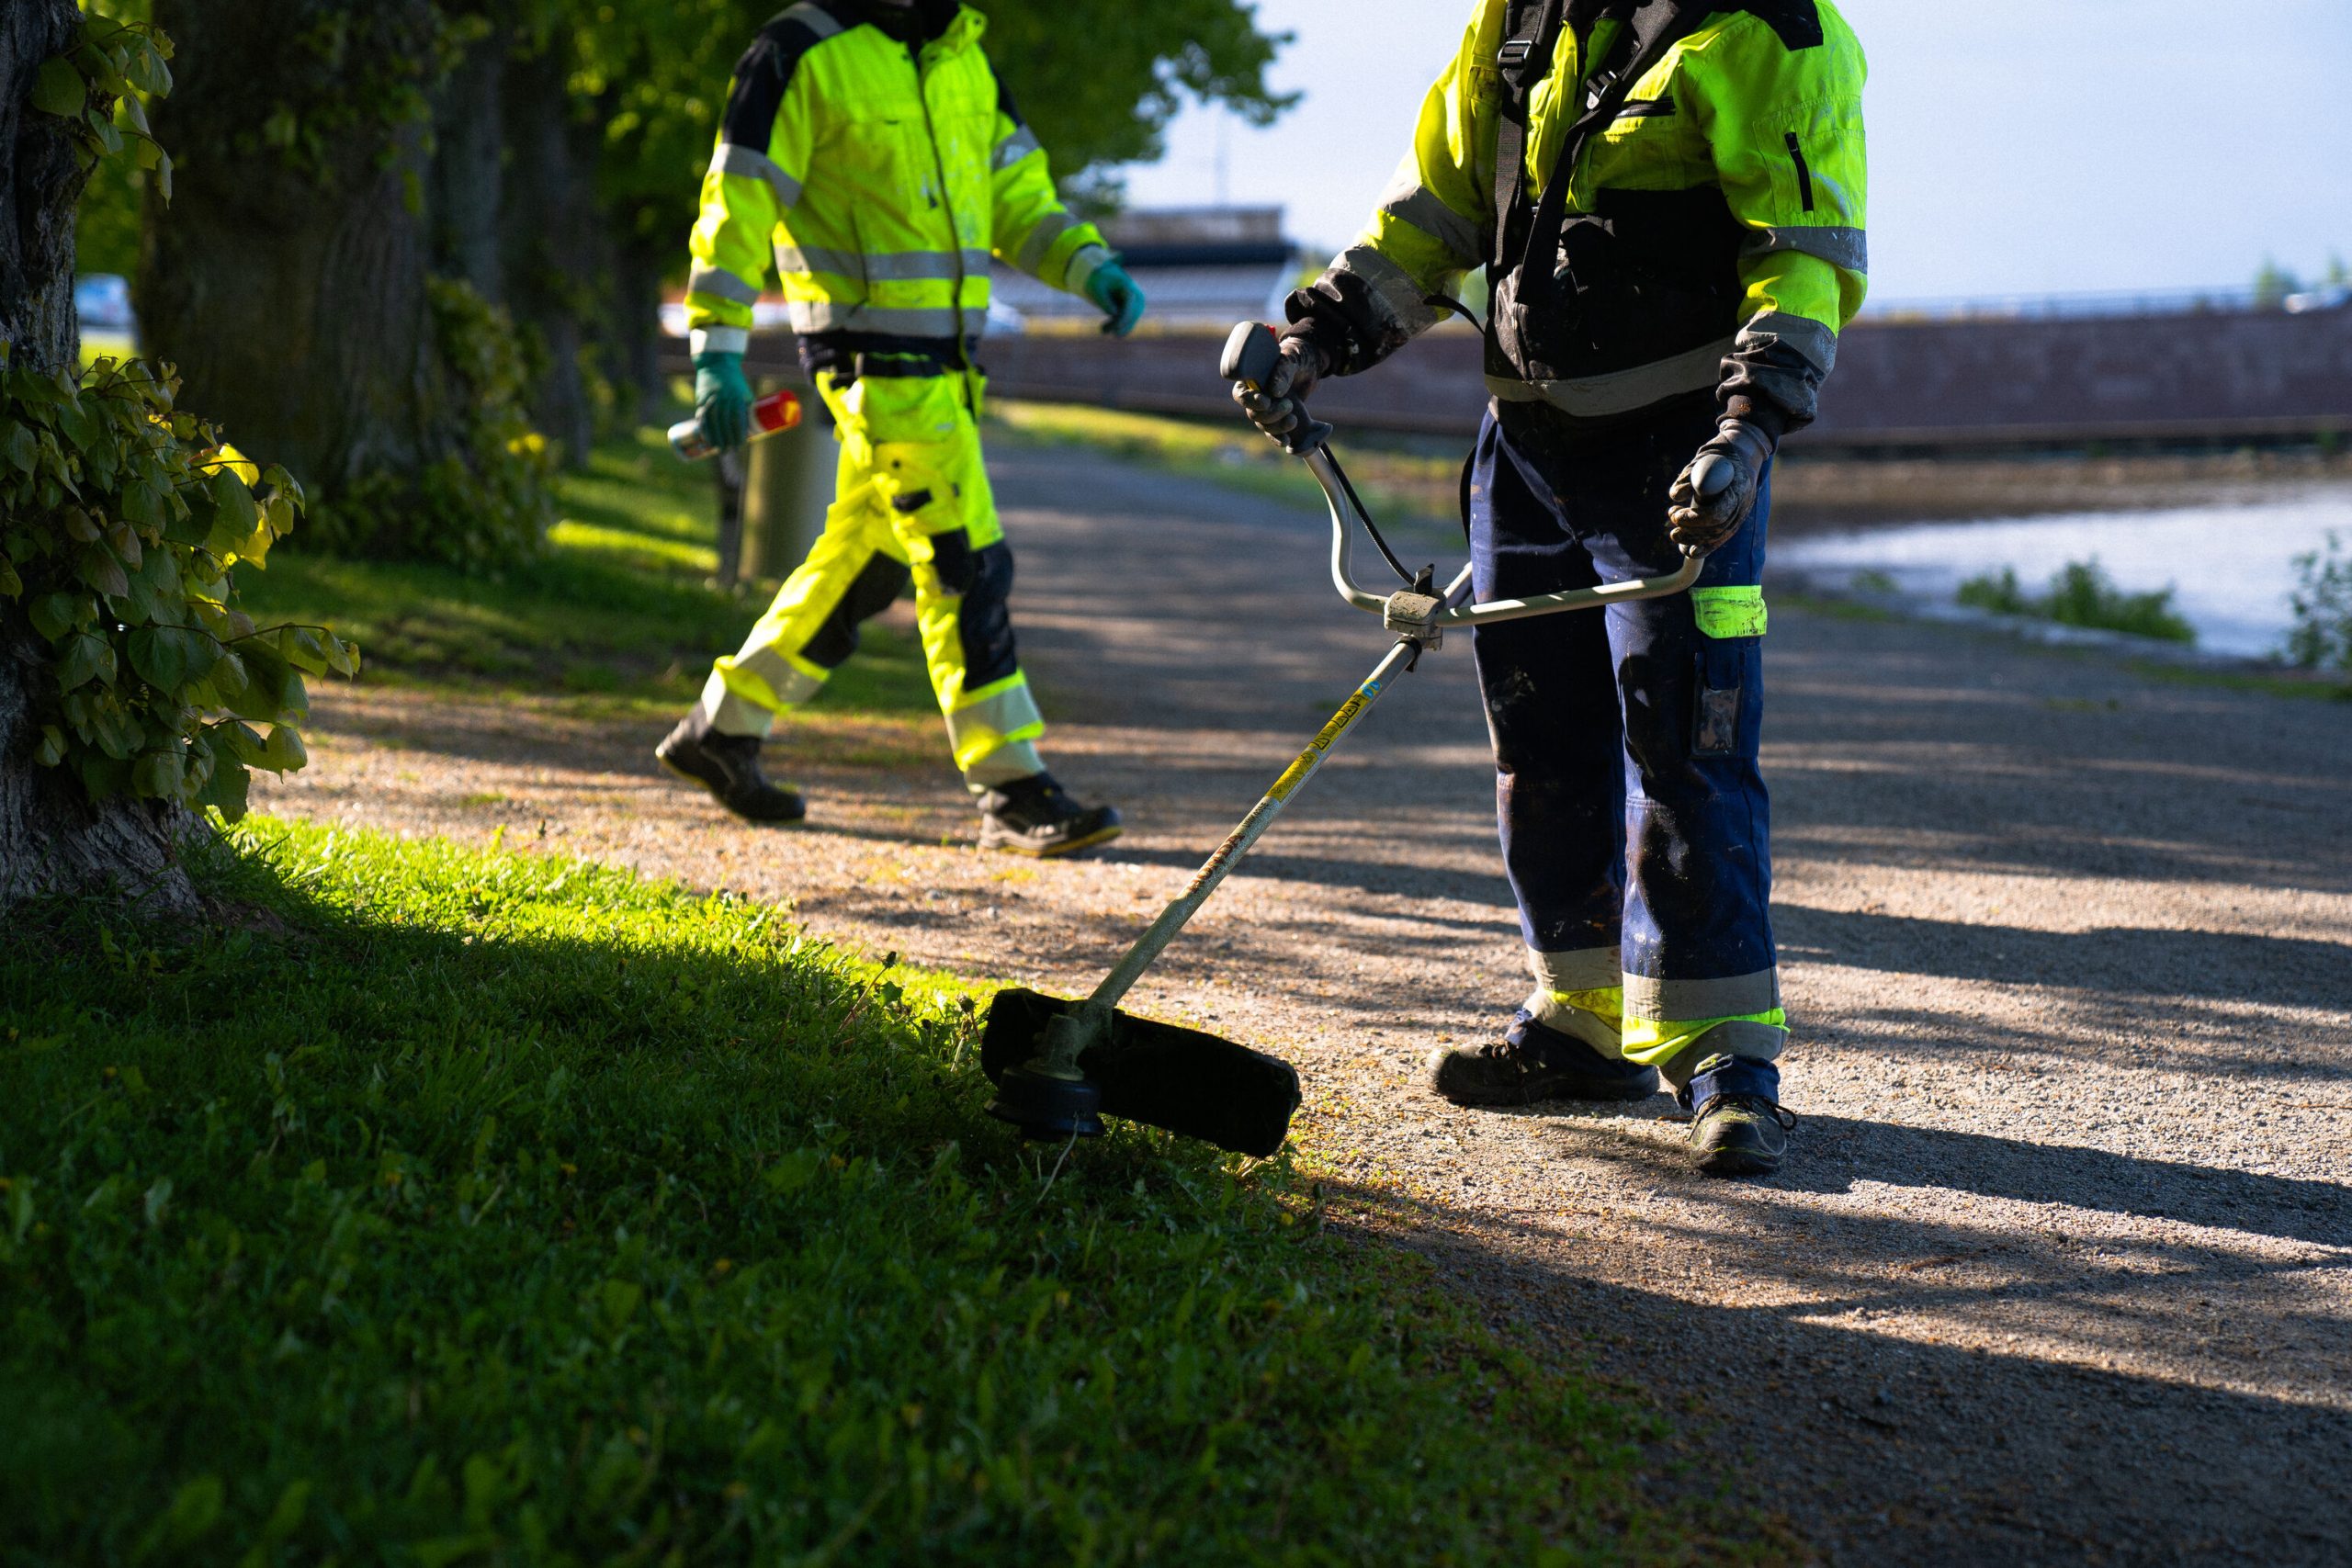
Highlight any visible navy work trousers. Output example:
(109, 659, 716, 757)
(1467, 400, 1781, 1078)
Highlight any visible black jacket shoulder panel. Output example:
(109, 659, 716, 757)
(1733, 1, 1823, 51)
(719, 6, 848, 147)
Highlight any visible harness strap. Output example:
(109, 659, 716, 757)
(1489, 0, 1568, 271)
(1500, 1, 1709, 333)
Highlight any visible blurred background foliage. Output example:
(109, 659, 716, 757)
(79, 0, 1291, 570)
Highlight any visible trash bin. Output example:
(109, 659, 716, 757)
(741, 379, 835, 587)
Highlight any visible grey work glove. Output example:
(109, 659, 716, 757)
(1230, 335, 1325, 443)
(1668, 417, 1775, 558)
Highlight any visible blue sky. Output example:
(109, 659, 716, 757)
(1117, 0, 2352, 302)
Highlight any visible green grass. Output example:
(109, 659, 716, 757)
(0, 821, 1744, 1565)
(237, 425, 933, 719)
(1957, 558, 2197, 643)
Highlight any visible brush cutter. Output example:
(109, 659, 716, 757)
(980, 321, 1722, 1158)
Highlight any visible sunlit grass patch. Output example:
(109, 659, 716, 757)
(0, 819, 1739, 1562)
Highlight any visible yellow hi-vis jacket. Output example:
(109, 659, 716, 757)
(1295, 0, 1867, 428)
(682, 0, 1106, 361)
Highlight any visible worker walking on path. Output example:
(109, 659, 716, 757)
(659, 0, 1145, 856)
(1237, 0, 1866, 1174)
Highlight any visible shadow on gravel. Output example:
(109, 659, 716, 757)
(1777, 907, 2352, 1014)
(1324, 1176, 2352, 1567)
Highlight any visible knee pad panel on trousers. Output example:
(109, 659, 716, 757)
(803, 552, 913, 671)
(955, 541, 1020, 690)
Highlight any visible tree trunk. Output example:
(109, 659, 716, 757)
(143, 0, 463, 500)
(429, 22, 506, 301)
(497, 43, 599, 465)
(0, 0, 196, 908)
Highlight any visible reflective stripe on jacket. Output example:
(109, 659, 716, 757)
(1309, 0, 1866, 426)
(684, 1, 1106, 356)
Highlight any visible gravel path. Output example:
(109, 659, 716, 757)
(259, 446, 2352, 1565)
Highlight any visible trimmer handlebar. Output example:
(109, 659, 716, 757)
(1223, 320, 1704, 629)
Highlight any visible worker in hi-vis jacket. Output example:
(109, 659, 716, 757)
(660, 0, 1144, 857)
(1237, 0, 1866, 1175)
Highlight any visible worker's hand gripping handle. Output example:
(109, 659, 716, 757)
(1221, 321, 1332, 457)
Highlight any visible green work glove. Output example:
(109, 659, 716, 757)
(1083, 258, 1147, 337)
(693, 349, 753, 451)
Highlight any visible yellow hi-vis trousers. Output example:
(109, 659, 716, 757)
(695, 367, 1046, 788)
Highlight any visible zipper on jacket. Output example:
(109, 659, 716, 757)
(908, 41, 969, 374)
(1784, 131, 1816, 212)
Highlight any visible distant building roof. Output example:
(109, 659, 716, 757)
(997, 206, 1302, 331)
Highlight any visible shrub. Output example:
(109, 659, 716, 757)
(1958, 557, 2195, 643)
(2285, 531, 2352, 671)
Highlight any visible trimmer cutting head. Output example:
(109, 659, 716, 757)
(981, 988, 1302, 1158)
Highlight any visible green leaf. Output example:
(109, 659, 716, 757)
(198, 755, 250, 821)
(223, 642, 291, 722)
(77, 750, 130, 800)
(259, 725, 308, 773)
(28, 592, 83, 642)
(323, 632, 361, 678)
(221, 721, 268, 765)
(34, 726, 66, 767)
(0, 559, 19, 597)
(129, 626, 188, 693)
(132, 749, 187, 801)
(88, 700, 144, 761)
(30, 57, 85, 118)
(281, 626, 331, 675)
(78, 547, 130, 600)
(2, 421, 35, 473)
(58, 632, 114, 692)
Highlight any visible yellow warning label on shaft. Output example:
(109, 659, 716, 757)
(1266, 686, 1373, 802)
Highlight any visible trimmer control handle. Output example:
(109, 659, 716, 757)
(1221, 321, 1332, 456)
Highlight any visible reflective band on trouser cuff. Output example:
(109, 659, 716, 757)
(710, 142, 802, 209)
(1376, 175, 1482, 265)
(787, 300, 991, 340)
(944, 676, 1045, 774)
(1014, 209, 1082, 275)
(688, 265, 763, 306)
(776, 246, 992, 281)
(1487, 336, 1736, 419)
(1530, 944, 1620, 994)
(1736, 311, 1838, 378)
(991, 127, 1042, 173)
(698, 651, 825, 739)
(1623, 968, 1781, 1022)
(1622, 1013, 1789, 1087)
(691, 326, 749, 357)
(965, 739, 1044, 791)
(1690, 585, 1768, 638)
(1741, 225, 1868, 274)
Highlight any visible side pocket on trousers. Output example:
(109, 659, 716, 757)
(1691, 647, 1743, 759)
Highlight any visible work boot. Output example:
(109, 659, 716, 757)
(1681, 1054, 1795, 1178)
(977, 773, 1122, 858)
(655, 711, 807, 823)
(1426, 1009, 1658, 1108)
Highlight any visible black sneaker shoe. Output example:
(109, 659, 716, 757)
(1679, 1051, 1792, 1176)
(655, 712, 807, 824)
(1687, 1093, 1795, 1177)
(1426, 1010, 1658, 1108)
(977, 773, 1122, 858)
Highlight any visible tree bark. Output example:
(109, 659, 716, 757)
(496, 43, 599, 464)
(142, 0, 464, 500)
(0, 0, 196, 908)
